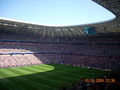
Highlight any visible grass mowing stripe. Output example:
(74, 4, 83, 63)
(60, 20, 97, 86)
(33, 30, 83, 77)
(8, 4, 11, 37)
(28, 65, 105, 79)
(0, 68, 32, 79)
(25, 67, 94, 78)
(50, 64, 109, 73)
(0, 69, 21, 78)
(2, 64, 108, 83)
(33, 64, 108, 77)
(19, 67, 76, 87)
(22, 66, 79, 79)
(0, 69, 11, 78)
(33, 65, 55, 70)
(0, 64, 108, 81)
(21, 66, 79, 82)
(0, 69, 32, 90)
(18, 74, 61, 89)
(26, 64, 108, 76)
(13, 67, 76, 85)
(9, 66, 79, 85)
(33, 64, 55, 69)
(1, 66, 66, 84)
(16, 65, 54, 73)
(22, 65, 54, 73)
(0, 81, 8, 90)
(1, 68, 57, 90)
(3, 67, 62, 89)
(0, 66, 106, 79)
(10, 67, 61, 88)
(0, 78, 26, 90)
(0, 64, 110, 90)
(29, 65, 84, 78)
(8, 76, 57, 90)
(14, 67, 65, 84)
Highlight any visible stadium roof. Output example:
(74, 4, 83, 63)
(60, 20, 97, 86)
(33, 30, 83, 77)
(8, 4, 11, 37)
(0, 0, 120, 37)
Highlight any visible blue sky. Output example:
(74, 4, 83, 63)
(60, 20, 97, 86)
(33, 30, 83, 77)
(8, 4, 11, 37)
(0, 0, 116, 26)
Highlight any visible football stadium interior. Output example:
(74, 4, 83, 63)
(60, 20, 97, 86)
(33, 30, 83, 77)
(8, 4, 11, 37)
(0, 0, 120, 90)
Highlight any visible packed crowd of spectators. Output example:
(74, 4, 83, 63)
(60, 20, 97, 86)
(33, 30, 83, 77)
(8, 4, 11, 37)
(0, 32, 120, 70)
(0, 54, 42, 68)
(0, 32, 120, 43)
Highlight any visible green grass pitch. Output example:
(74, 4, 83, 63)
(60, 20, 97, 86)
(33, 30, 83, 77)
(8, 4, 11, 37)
(0, 64, 110, 90)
